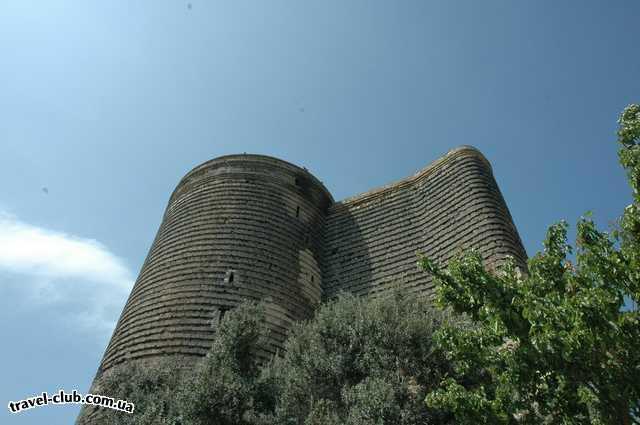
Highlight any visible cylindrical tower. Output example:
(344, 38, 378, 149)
(99, 154, 333, 373)
(79, 147, 528, 424)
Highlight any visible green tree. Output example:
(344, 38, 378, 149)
(95, 293, 455, 425)
(420, 104, 640, 424)
(94, 301, 274, 425)
(177, 301, 276, 425)
(266, 290, 455, 425)
(97, 357, 184, 425)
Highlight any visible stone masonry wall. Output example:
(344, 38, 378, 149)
(322, 146, 527, 300)
(99, 155, 333, 372)
(78, 146, 527, 424)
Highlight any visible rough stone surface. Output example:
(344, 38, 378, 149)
(78, 146, 527, 423)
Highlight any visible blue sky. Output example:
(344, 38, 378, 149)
(1, 1, 638, 423)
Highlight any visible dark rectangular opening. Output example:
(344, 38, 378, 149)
(296, 206, 300, 217)
(219, 306, 231, 321)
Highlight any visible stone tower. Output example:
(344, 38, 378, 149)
(78, 146, 526, 423)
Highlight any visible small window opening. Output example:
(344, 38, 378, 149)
(224, 269, 236, 285)
(294, 177, 301, 186)
(296, 206, 300, 218)
(311, 275, 315, 283)
(219, 306, 231, 321)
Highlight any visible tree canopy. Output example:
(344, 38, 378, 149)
(420, 104, 640, 424)
(97, 293, 455, 425)
(267, 290, 454, 425)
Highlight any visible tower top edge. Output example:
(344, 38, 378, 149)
(331, 145, 492, 208)
(176, 153, 334, 203)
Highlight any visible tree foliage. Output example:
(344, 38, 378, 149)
(266, 290, 454, 425)
(97, 356, 184, 425)
(97, 302, 274, 425)
(420, 104, 640, 424)
(94, 292, 454, 425)
(179, 302, 276, 425)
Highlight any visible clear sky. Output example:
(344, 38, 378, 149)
(1, 1, 638, 423)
